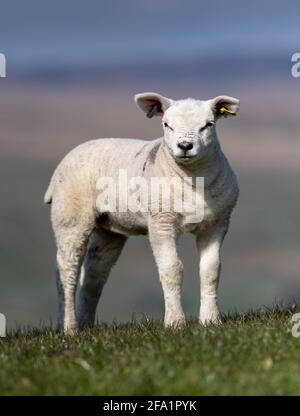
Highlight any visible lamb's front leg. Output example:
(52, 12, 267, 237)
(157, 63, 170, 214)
(196, 225, 228, 325)
(149, 216, 185, 328)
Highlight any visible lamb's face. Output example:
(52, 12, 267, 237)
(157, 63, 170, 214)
(162, 99, 216, 163)
(135, 92, 240, 165)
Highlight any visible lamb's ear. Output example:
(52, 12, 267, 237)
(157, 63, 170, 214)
(210, 95, 240, 119)
(134, 92, 173, 118)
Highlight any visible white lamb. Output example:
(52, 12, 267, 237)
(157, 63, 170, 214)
(44, 92, 240, 333)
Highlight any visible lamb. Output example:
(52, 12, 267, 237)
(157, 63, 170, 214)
(44, 92, 240, 333)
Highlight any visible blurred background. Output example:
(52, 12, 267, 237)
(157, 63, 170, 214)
(0, 0, 299, 329)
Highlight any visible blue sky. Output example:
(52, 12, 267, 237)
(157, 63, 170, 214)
(0, 0, 299, 70)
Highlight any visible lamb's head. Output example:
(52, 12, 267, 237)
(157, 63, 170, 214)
(135, 92, 240, 165)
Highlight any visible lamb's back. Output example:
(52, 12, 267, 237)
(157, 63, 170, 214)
(44, 137, 160, 204)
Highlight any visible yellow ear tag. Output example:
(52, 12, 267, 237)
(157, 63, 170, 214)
(220, 106, 236, 116)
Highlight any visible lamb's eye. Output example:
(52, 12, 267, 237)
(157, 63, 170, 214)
(163, 122, 173, 131)
(199, 121, 214, 132)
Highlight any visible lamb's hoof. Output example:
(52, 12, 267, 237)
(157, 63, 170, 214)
(63, 324, 79, 335)
(199, 314, 222, 326)
(164, 317, 186, 329)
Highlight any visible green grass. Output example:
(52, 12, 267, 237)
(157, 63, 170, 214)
(0, 308, 299, 395)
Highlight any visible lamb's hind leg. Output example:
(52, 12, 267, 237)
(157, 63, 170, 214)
(55, 224, 93, 333)
(77, 228, 127, 329)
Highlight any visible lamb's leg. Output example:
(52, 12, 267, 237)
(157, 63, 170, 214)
(149, 217, 185, 328)
(56, 266, 65, 330)
(55, 225, 93, 333)
(77, 229, 127, 328)
(196, 225, 228, 325)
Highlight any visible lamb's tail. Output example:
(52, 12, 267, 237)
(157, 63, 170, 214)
(44, 176, 55, 204)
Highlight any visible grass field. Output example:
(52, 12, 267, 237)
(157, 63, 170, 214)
(0, 308, 299, 396)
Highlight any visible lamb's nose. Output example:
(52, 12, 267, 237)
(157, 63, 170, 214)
(178, 141, 193, 151)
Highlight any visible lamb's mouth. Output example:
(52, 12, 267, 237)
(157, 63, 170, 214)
(177, 154, 197, 160)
